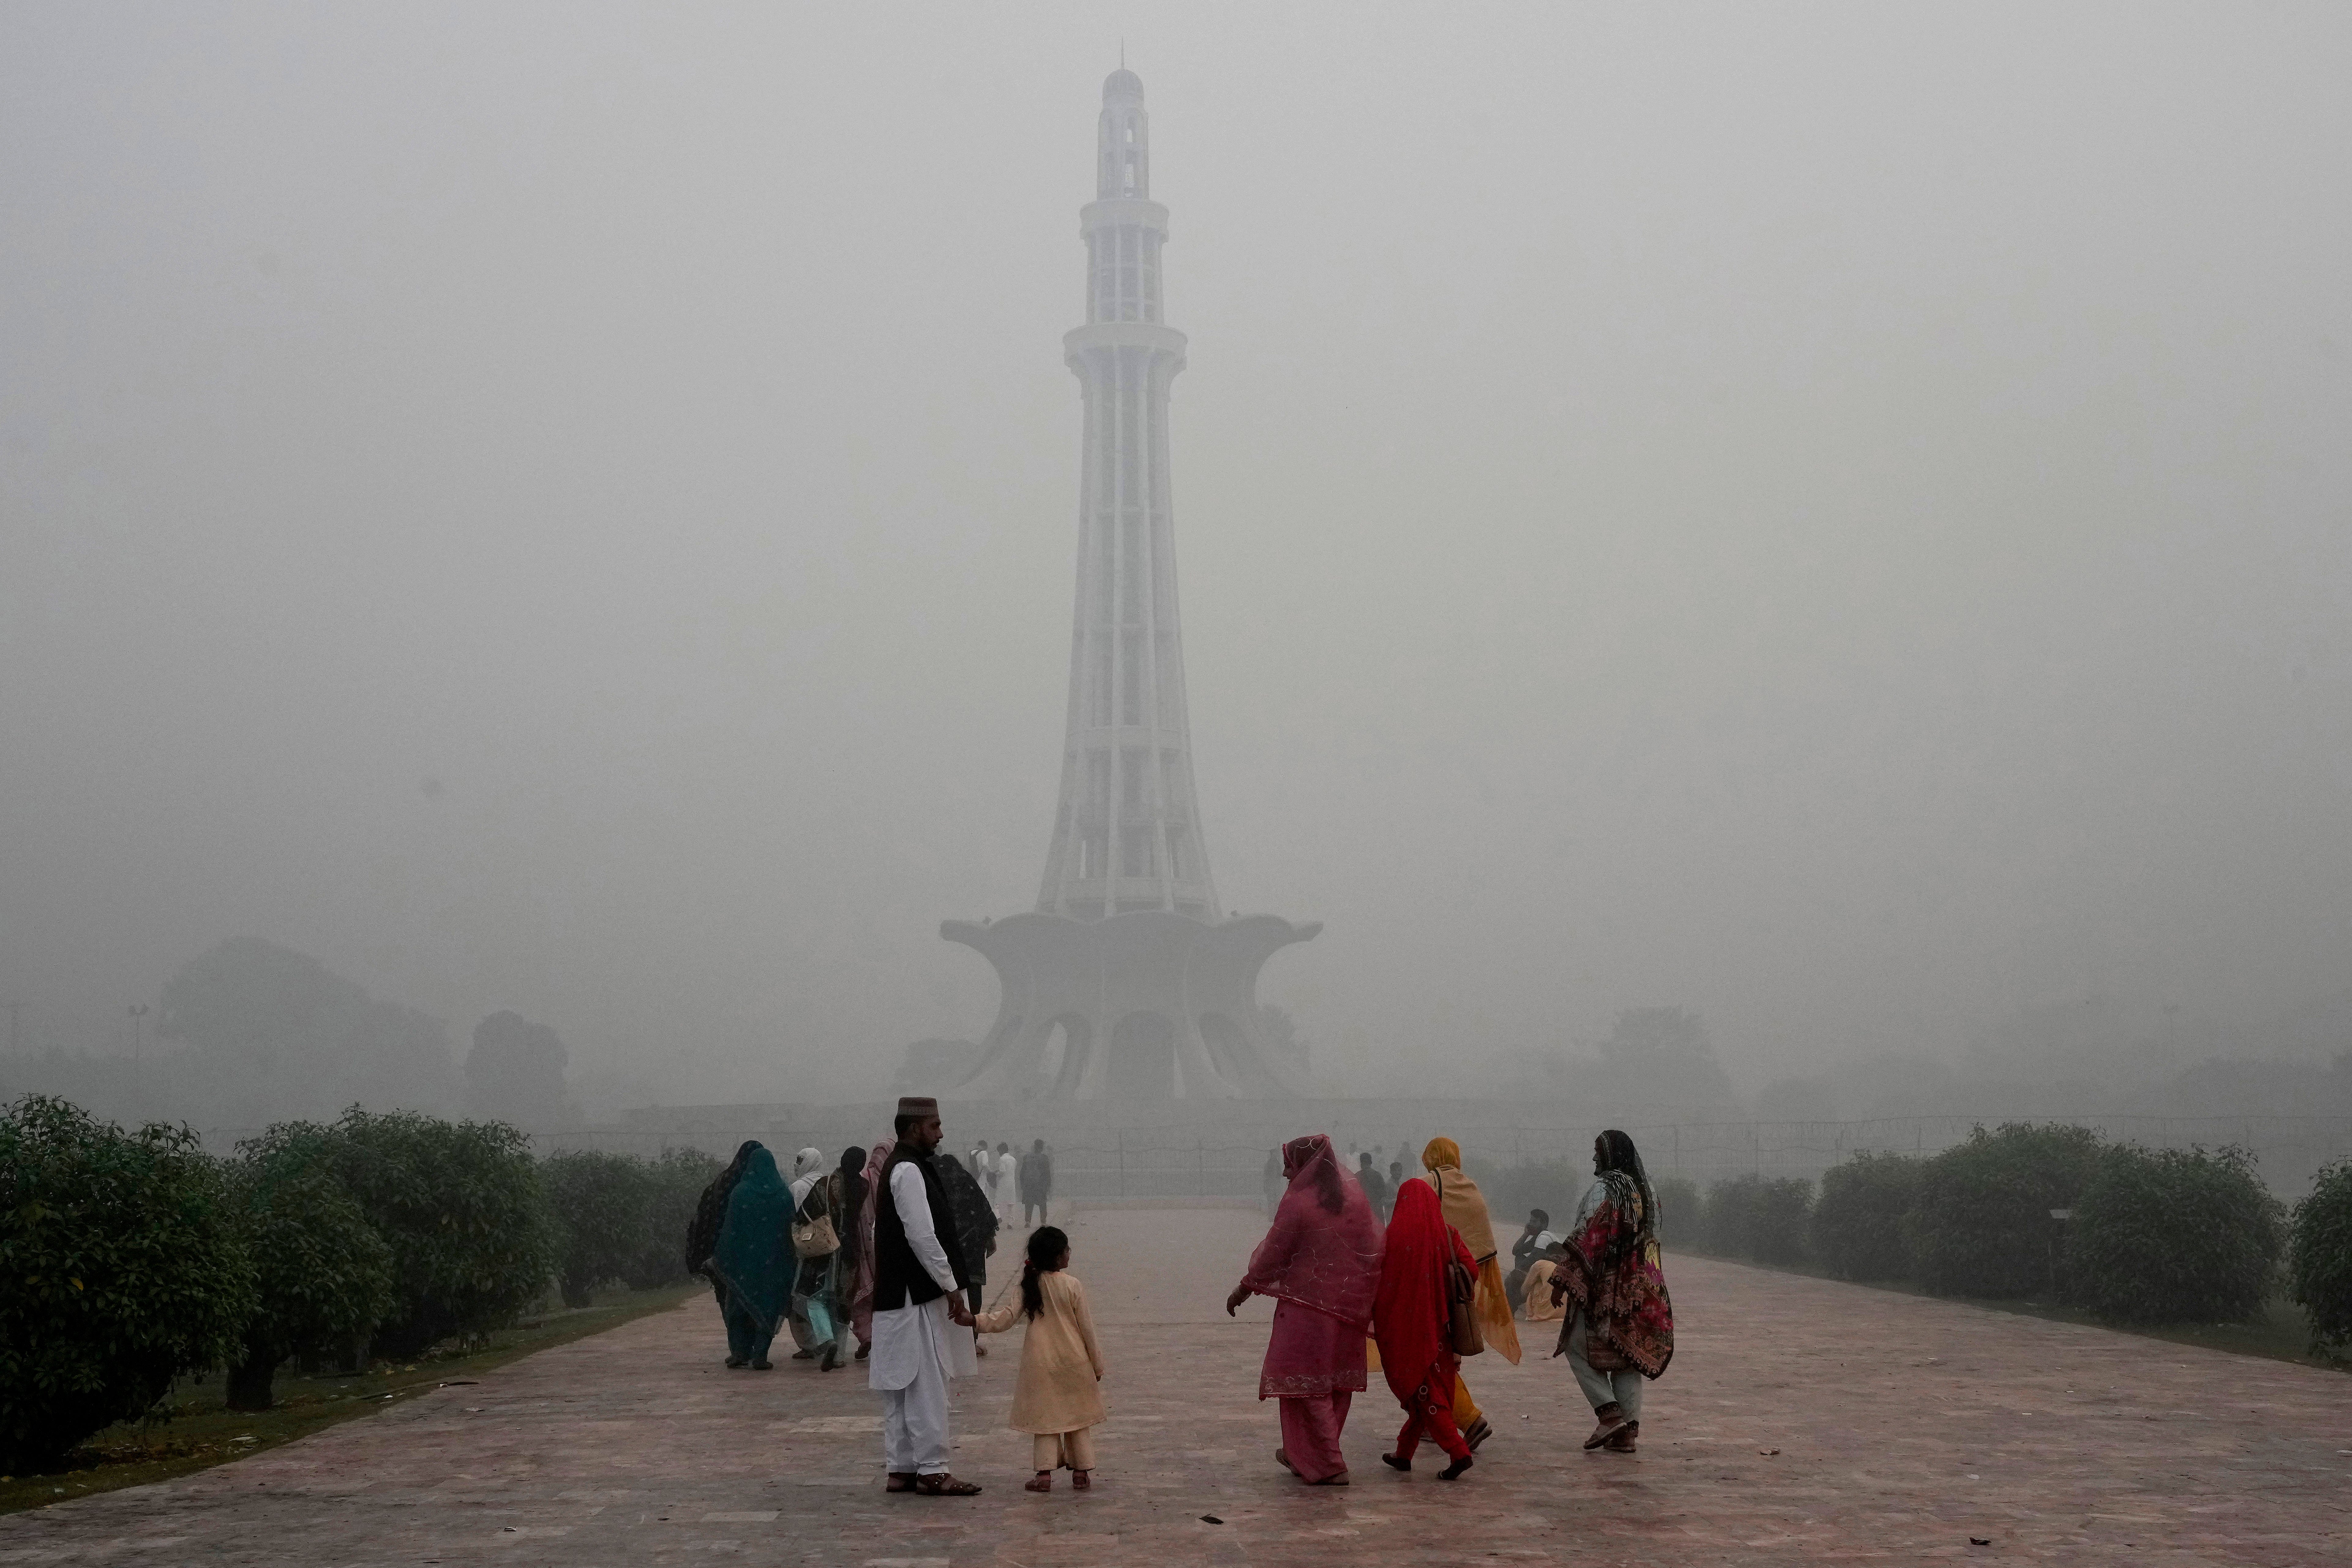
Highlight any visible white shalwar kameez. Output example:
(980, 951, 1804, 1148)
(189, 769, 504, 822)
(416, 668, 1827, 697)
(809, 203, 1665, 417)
(868, 1159, 978, 1475)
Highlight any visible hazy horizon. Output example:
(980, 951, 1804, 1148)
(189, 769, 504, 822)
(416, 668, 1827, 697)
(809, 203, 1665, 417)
(6, 2, 2350, 1111)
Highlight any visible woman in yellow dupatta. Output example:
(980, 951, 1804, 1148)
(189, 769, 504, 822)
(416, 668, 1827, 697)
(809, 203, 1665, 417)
(1419, 1137, 1520, 1451)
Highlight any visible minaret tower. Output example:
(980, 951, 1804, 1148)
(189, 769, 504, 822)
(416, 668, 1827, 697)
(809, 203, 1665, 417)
(1037, 68, 1218, 921)
(941, 69, 1317, 1099)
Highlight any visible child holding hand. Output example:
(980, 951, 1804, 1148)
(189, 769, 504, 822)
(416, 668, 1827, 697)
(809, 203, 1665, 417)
(975, 1225, 1106, 1491)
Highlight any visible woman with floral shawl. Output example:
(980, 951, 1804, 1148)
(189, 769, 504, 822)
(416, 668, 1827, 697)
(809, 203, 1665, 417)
(1547, 1128, 1674, 1454)
(710, 1145, 795, 1370)
(1225, 1133, 1384, 1485)
(1419, 1137, 1520, 1451)
(1371, 1178, 1478, 1479)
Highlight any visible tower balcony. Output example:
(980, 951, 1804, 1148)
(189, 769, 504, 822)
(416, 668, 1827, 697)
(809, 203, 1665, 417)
(1064, 321, 1187, 369)
(1080, 197, 1169, 238)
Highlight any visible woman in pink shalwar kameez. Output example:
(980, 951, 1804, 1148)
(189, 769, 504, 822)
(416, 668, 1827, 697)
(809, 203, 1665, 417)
(1225, 1134, 1385, 1485)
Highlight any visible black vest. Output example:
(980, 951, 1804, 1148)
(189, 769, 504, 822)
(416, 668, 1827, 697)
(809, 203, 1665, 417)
(872, 1146, 971, 1311)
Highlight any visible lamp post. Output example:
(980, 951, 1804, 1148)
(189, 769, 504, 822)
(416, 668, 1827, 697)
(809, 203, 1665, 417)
(129, 1004, 149, 1063)
(3, 1001, 22, 1057)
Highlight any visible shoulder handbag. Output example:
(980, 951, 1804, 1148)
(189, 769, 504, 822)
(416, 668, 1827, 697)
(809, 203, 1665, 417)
(1445, 1255, 1485, 1356)
(791, 1191, 840, 1258)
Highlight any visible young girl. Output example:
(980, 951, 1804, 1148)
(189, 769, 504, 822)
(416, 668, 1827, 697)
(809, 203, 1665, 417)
(975, 1226, 1107, 1491)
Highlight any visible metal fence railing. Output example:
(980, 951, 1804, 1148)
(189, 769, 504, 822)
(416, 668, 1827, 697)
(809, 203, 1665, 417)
(488, 1110, 2352, 1203)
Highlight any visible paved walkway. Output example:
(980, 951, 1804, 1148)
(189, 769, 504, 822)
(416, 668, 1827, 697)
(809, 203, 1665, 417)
(3, 1203, 2347, 1565)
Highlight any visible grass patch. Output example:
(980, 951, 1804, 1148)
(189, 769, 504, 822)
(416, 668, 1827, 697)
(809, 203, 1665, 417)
(1677, 1248, 2343, 1372)
(0, 1282, 698, 1516)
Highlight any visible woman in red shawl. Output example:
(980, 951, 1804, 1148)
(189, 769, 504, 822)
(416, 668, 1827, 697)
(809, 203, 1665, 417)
(1224, 1133, 1384, 1485)
(1372, 1177, 1478, 1479)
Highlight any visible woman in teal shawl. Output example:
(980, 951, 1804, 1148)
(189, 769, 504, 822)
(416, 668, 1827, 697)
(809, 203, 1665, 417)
(712, 1144, 795, 1369)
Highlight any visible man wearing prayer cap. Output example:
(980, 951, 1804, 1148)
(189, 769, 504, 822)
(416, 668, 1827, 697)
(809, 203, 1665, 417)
(869, 1095, 982, 1495)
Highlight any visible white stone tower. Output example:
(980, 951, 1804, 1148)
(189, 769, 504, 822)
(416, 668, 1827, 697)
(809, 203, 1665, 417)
(1037, 67, 1216, 921)
(941, 69, 1317, 1099)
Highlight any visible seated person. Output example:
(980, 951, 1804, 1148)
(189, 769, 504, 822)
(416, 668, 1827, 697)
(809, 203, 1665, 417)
(1504, 1208, 1561, 1308)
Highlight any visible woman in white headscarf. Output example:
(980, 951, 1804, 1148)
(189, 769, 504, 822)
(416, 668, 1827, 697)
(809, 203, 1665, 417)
(783, 1148, 829, 1360)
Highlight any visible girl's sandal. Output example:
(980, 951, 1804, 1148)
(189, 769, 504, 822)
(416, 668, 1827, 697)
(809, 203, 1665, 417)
(1023, 1472, 1052, 1493)
(1071, 1469, 1092, 1490)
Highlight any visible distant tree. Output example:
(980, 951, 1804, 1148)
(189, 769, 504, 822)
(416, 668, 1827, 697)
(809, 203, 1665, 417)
(156, 937, 458, 1117)
(0, 1096, 256, 1471)
(1575, 1007, 1741, 1118)
(466, 1011, 572, 1128)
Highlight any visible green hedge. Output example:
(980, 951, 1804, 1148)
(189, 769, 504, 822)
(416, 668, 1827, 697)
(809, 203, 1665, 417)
(543, 1150, 658, 1308)
(1704, 1173, 1814, 1264)
(247, 1109, 558, 1358)
(2290, 1159, 2352, 1354)
(2067, 1144, 2283, 1326)
(225, 1143, 395, 1409)
(1812, 1152, 1921, 1282)
(1651, 1174, 1701, 1247)
(0, 1096, 256, 1471)
(627, 1147, 725, 1290)
(1910, 1123, 2102, 1299)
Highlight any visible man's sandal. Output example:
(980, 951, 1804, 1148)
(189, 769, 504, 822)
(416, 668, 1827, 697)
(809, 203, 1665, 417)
(885, 1472, 917, 1492)
(915, 1473, 983, 1496)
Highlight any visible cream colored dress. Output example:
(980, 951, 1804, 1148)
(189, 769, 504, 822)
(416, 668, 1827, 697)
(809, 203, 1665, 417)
(974, 1270, 1107, 1434)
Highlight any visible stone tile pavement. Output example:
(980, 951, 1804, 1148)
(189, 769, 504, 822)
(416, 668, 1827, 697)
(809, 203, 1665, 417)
(2, 1204, 2347, 1565)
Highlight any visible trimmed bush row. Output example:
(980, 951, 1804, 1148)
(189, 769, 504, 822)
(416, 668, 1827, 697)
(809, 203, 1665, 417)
(1663, 1124, 2344, 1349)
(1, 1094, 717, 1472)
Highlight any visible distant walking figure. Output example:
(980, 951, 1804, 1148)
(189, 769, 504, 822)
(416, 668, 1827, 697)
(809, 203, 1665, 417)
(710, 1146, 795, 1370)
(992, 1142, 1019, 1226)
(1017, 1138, 1054, 1226)
(930, 1144, 999, 1357)
(1548, 1129, 1674, 1454)
(976, 1225, 1107, 1491)
(1226, 1133, 1384, 1486)
(684, 1141, 762, 1310)
(1373, 1177, 1478, 1479)
(1355, 1151, 1392, 1221)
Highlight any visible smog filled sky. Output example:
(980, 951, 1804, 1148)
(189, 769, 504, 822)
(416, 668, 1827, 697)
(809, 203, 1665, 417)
(5, 2, 2350, 1105)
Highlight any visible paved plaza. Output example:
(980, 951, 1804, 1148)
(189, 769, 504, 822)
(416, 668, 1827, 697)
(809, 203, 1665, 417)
(3, 1203, 2347, 1566)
